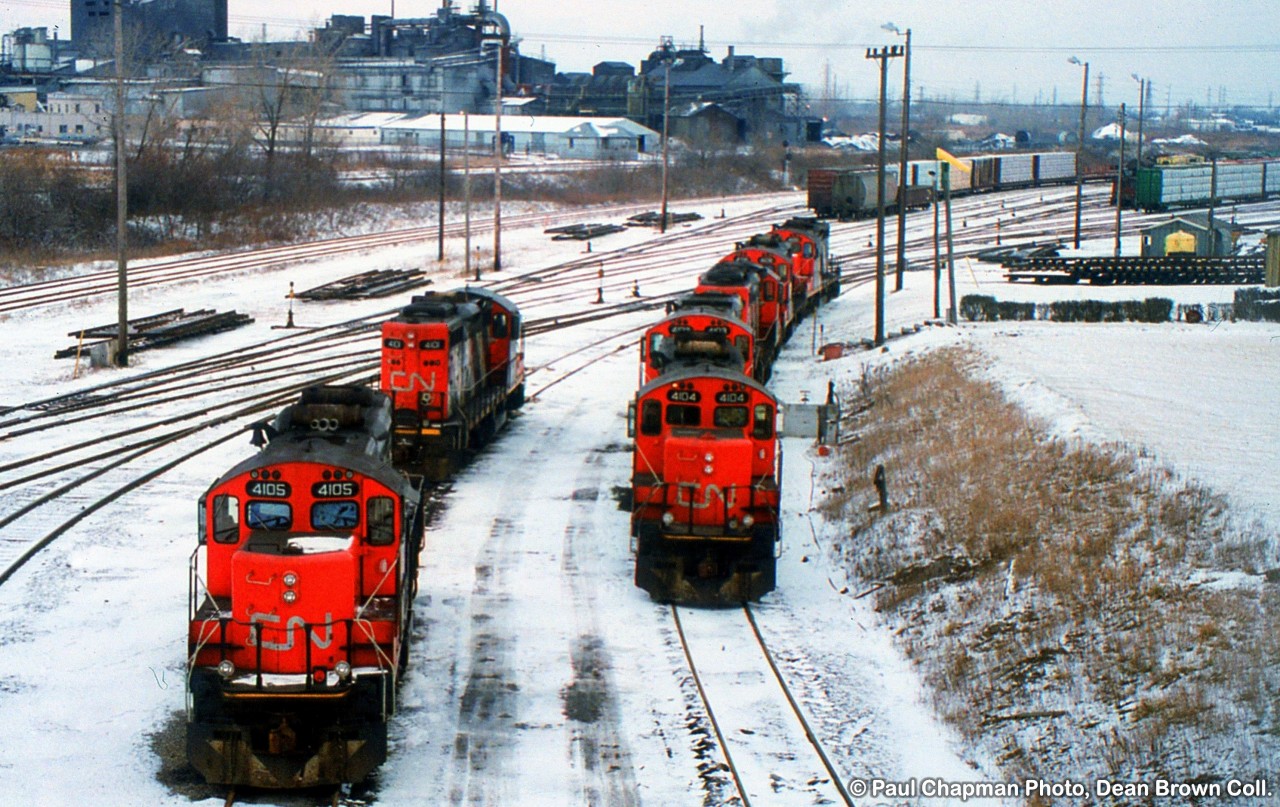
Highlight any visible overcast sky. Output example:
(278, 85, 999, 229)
(5, 1, 1278, 110)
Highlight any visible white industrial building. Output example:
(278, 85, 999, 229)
(378, 112, 661, 160)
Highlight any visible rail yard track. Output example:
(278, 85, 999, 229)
(672, 603, 854, 806)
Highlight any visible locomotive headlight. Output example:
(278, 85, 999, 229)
(282, 590, 298, 604)
(282, 572, 298, 588)
(661, 511, 675, 526)
(742, 514, 755, 528)
(704, 452, 714, 462)
(335, 661, 353, 682)
(217, 660, 236, 680)
(704, 464, 713, 475)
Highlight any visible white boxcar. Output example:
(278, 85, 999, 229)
(997, 153, 1034, 186)
(1037, 152, 1077, 182)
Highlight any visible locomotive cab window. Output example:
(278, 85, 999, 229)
(368, 496, 396, 546)
(666, 404, 701, 427)
(312, 501, 359, 530)
(246, 501, 291, 531)
(210, 494, 240, 544)
(714, 406, 749, 429)
(640, 400, 662, 436)
(492, 312, 509, 338)
(752, 404, 775, 439)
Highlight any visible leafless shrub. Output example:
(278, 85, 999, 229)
(823, 346, 1280, 792)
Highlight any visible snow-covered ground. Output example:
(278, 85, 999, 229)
(0, 189, 1276, 806)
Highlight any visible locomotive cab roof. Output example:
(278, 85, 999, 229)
(206, 386, 405, 495)
(725, 243, 791, 271)
(777, 216, 828, 238)
(636, 362, 773, 401)
(737, 233, 789, 253)
(699, 261, 765, 288)
(650, 307, 751, 334)
(670, 292, 744, 317)
(395, 287, 521, 328)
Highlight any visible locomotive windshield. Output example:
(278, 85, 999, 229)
(714, 406, 749, 428)
(665, 404, 701, 427)
(367, 497, 396, 546)
(209, 494, 240, 544)
(246, 501, 292, 531)
(312, 500, 359, 530)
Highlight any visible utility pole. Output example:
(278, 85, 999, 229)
(866, 43, 903, 346)
(464, 111, 474, 281)
(930, 171, 941, 319)
(1208, 154, 1219, 257)
(883, 23, 911, 292)
(113, 0, 129, 367)
(493, 37, 505, 272)
(1069, 57, 1089, 249)
(1114, 103, 1126, 257)
(1131, 74, 1146, 169)
(437, 112, 446, 261)
(943, 162, 957, 325)
(660, 39, 672, 234)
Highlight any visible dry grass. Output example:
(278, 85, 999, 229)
(823, 346, 1280, 790)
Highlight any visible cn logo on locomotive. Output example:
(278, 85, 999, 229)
(388, 371, 437, 392)
(248, 612, 336, 651)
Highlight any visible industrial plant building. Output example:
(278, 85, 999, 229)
(0, 0, 818, 150)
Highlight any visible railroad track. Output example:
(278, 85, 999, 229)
(672, 603, 854, 806)
(0, 186, 1129, 592)
(0, 291, 706, 590)
(0, 193, 802, 316)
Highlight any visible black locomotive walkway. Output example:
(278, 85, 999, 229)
(1005, 255, 1265, 285)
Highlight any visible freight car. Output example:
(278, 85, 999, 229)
(808, 150, 1077, 219)
(187, 385, 425, 788)
(380, 288, 525, 481)
(628, 365, 782, 603)
(1133, 159, 1280, 211)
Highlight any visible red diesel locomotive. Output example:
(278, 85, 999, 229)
(773, 216, 838, 314)
(639, 300, 755, 385)
(628, 217, 836, 604)
(628, 365, 782, 603)
(187, 385, 425, 788)
(695, 260, 788, 374)
(380, 287, 525, 480)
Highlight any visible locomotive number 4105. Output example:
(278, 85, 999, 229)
(312, 481, 359, 498)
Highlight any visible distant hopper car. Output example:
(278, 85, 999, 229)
(187, 386, 425, 789)
(380, 288, 525, 480)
